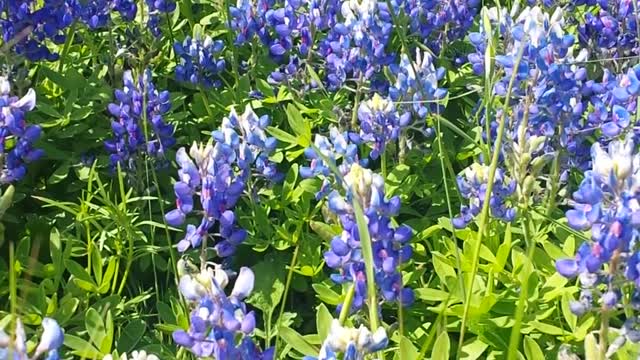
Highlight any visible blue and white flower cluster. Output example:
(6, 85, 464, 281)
(173, 263, 274, 359)
(105, 69, 175, 173)
(303, 319, 387, 360)
(556, 136, 640, 316)
(0, 317, 64, 360)
(165, 106, 279, 257)
(0, 77, 43, 184)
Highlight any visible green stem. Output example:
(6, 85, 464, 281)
(381, 149, 387, 180)
(353, 200, 380, 331)
(199, 85, 216, 121)
(338, 284, 356, 325)
(274, 242, 301, 354)
(507, 211, 534, 360)
(223, 0, 240, 102)
(9, 242, 16, 329)
(116, 163, 134, 296)
(600, 310, 609, 360)
(457, 43, 526, 355)
(57, 21, 76, 73)
(351, 75, 364, 130)
(436, 116, 466, 301)
(545, 152, 560, 217)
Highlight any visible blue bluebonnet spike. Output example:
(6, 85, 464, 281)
(0, 77, 43, 184)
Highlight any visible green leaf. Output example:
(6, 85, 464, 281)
(99, 257, 117, 294)
(523, 336, 544, 360)
(285, 104, 311, 145)
(561, 293, 577, 331)
(267, 126, 299, 145)
(584, 333, 598, 360)
(432, 331, 450, 360)
(312, 283, 342, 305)
(103, 310, 114, 354)
(309, 221, 340, 243)
(315, 303, 333, 340)
(91, 246, 103, 285)
(65, 260, 95, 285)
(85, 308, 107, 352)
(247, 256, 286, 314)
(460, 339, 489, 360)
(415, 288, 450, 302)
(398, 336, 419, 360)
(0, 185, 14, 220)
(278, 326, 318, 356)
(116, 320, 146, 353)
(64, 334, 102, 359)
(493, 223, 512, 273)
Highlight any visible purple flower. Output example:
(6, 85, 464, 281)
(0, 77, 42, 184)
(173, 266, 273, 359)
(105, 69, 175, 173)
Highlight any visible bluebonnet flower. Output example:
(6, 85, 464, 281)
(165, 106, 279, 257)
(77, 0, 111, 28)
(356, 93, 410, 159)
(0, 317, 64, 360)
(75, 0, 174, 34)
(173, 264, 274, 360)
(468, 6, 592, 181)
(229, 0, 271, 45)
(300, 127, 363, 200)
(303, 319, 388, 360)
(307, 157, 414, 311)
(0, 0, 77, 61)
(174, 36, 226, 88)
(556, 136, 640, 314)
(388, 0, 481, 54)
(582, 65, 640, 146)
(105, 69, 175, 172)
(145, 0, 176, 36)
(317, 0, 394, 90)
(0, 77, 43, 184)
(576, 0, 640, 60)
(388, 49, 447, 119)
(452, 163, 517, 229)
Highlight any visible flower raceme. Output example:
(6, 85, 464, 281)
(0, 317, 64, 360)
(173, 264, 273, 360)
(452, 163, 516, 229)
(165, 106, 279, 257)
(105, 69, 175, 173)
(0, 0, 75, 61)
(303, 139, 414, 311)
(174, 36, 226, 89)
(356, 93, 410, 160)
(303, 319, 388, 360)
(556, 136, 640, 320)
(0, 77, 43, 184)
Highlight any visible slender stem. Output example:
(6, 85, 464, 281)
(351, 75, 364, 129)
(436, 116, 466, 300)
(116, 163, 134, 295)
(199, 85, 216, 121)
(223, 0, 240, 102)
(381, 149, 387, 180)
(273, 242, 301, 354)
(353, 200, 380, 331)
(57, 21, 76, 73)
(338, 284, 356, 325)
(545, 151, 560, 217)
(457, 43, 526, 354)
(600, 310, 609, 360)
(9, 242, 16, 329)
(507, 211, 534, 360)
